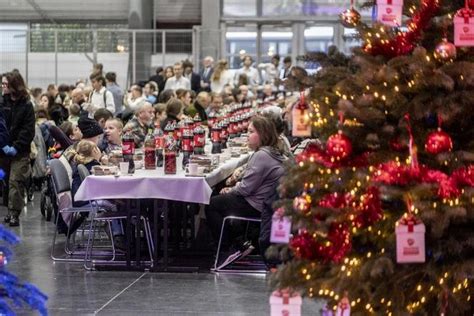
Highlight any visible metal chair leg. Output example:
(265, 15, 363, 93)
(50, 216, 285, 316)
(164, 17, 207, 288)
(213, 216, 231, 270)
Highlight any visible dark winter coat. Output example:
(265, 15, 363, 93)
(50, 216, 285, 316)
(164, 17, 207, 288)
(0, 94, 35, 157)
(0, 97, 10, 149)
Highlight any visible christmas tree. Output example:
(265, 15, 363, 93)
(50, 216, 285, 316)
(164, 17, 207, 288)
(0, 171, 48, 315)
(270, 0, 474, 314)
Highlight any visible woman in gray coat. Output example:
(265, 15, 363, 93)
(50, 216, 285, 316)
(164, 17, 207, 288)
(205, 115, 286, 254)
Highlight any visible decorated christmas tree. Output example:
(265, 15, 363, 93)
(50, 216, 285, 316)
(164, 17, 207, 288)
(270, 0, 474, 314)
(0, 173, 48, 315)
(0, 224, 48, 315)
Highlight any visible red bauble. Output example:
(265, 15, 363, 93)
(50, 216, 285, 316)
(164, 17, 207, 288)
(327, 131, 352, 161)
(434, 38, 456, 62)
(293, 195, 311, 213)
(425, 128, 453, 155)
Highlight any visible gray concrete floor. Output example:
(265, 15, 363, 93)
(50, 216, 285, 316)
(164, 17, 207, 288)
(2, 194, 323, 315)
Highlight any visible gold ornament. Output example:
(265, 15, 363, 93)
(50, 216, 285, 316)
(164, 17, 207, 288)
(339, 7, 361, 29)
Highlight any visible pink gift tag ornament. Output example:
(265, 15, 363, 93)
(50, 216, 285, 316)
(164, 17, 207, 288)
(454, 6, 474, 46)
(269, 289, 302, 316)
(396, 214, 426, 263)
(291, 91, 311, 137)
(377, 0, 403, 27)
(270, 215, 292, 244)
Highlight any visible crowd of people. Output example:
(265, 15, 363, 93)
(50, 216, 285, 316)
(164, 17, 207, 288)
(0, 54, 301, 266)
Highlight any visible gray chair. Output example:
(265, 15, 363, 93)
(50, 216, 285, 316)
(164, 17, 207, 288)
(49, 159, 97, 262)
(77, 164, 154, 270)
(212, 215, 266, 273)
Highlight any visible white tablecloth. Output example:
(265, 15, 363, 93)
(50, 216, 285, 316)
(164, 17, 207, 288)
(75, 154, 249, 205)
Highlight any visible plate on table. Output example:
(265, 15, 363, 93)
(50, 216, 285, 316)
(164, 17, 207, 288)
(91, 165, 119, 176)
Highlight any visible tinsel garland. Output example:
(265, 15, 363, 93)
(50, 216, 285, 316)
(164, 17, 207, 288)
(372, 162, 474, 198)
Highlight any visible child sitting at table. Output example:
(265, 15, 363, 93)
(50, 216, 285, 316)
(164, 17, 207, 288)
(69, 140, 123, 241)
(205, 115, 286, 258)
(103, 118, 123, 154)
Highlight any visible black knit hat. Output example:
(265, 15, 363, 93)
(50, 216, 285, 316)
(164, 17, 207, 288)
(78, 116, 103, 139)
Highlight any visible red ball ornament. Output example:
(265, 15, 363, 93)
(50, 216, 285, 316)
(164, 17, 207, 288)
(339, 7, 361, 28)
(425, 128, 453, 155)
(327, 131, 353, 161)
(293, 195, 311, 213)
(434, 38, 456, 62)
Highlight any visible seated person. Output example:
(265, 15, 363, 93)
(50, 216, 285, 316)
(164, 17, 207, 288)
(161, 98, 183, 128)
(205, 116, 286, 254)
(69, 140, 123, 239)
(123, 102, 154, 148)
(103, 118, 123, 154)
(153, 103, 166, 128)
(59, 121, 82, 142)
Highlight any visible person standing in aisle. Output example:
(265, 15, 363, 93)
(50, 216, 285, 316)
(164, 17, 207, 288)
(0, 71, 35, 227)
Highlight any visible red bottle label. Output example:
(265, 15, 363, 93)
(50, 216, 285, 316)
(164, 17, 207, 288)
(211, 130, 220, 142)
(154, 137, 164, 148)
(193, 134, 205, 147)
(182, 138, 192, 152)
(122, 141, 135, 155)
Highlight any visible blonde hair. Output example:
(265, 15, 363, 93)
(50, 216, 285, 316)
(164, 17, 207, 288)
(106, 118, 124, 130)
(211, 59, 228, 82)
(73, 140, 100, 165)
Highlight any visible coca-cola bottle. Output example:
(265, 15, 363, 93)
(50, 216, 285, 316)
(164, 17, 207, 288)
(164, 135, 177, 174)
(154, 123, 164, 167)
(193, 125, 205, 155)
(122, 129, 135, 174)
(144, 129, 156, 170)
(211, 123, 222, 154)
(208, 111, 217, 130)
(193, 113, 202, 127)
(164, 121, 174, 139)
(181, 122, 193, 168)
(220, 120, 228, 149)
(228, 115, 237, 139)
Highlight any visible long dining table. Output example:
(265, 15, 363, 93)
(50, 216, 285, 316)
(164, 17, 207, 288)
(74, 153, 250, 271)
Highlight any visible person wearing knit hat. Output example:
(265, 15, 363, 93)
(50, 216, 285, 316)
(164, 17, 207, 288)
(77, 116, 103, 143)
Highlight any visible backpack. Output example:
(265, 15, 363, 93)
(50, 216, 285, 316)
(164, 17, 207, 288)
(88, 89, 108, 106)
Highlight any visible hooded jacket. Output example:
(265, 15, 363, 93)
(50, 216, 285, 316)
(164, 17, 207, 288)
(232, 146, 286, 212)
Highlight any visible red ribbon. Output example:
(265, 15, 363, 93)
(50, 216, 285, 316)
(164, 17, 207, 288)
(399, 214, 421, 233)
(456, 1, 474, 23)
(272, 290, 298, 304)
(338, 111, 344, 126)
(404, 113, 419, 173)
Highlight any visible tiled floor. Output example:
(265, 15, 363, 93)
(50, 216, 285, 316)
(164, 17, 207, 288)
(3, 194, 323, 315)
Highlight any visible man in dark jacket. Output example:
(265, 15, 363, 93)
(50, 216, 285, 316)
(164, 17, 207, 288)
(0, 71, 35, 227)
(183, 60, 201, 93)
